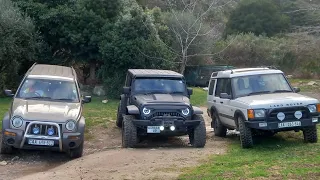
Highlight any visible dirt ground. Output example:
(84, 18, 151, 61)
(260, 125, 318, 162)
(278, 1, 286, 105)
(0, 107, 230, 180)
(1, 92, 319, 180)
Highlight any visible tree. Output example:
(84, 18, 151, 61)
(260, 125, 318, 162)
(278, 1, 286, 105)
(225, 0, 290, 37)
(99, 0, 174, 97)
(162, 0, 229, 74)
(0, 0, 43, 92)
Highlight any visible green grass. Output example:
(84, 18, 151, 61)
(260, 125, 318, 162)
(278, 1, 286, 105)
(190, 87, 207, 106)
(179, 129, 320, 180)
(0, 98, 12, 129)
(289, 79, 320, 92)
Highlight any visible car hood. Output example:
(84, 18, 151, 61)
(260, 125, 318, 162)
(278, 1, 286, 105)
(133, 94, 190, 106)
(236, 93, 319, 109)
(10, 98, 82, 122)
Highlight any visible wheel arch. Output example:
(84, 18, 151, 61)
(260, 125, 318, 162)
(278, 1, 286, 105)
(234, 110, 246, 130)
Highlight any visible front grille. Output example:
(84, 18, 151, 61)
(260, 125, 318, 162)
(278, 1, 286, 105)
(152, 112, 182, 117)
(26, 123, 60, 137)
(268, 107, 309, 121)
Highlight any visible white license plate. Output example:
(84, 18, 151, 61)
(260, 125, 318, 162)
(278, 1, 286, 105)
(28, 139, 54, 146)
(147, 126, 161, 133)
(278, 121, 301, 128)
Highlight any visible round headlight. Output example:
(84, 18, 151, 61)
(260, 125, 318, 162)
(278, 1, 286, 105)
(12, 117, 23, 128)
(66, 120, 76, 131)
(143, 107, 151, 115)
(307, 104, 317, 113)
(182, 108, 190, 116)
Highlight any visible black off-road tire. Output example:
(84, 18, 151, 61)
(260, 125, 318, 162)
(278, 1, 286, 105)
(0, 134, 13, 154)
(212, 112, 227, 137)
(189, 115, 206, 148)
(303, 126, 318, 143)
(116, 99, 126, 128)
(238, 116, 253, 148)
(69, 141, 84, 159)
(122, 115, 138, 148)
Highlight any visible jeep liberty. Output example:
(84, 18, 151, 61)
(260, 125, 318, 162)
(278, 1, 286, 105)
(1, 64, 91, 158)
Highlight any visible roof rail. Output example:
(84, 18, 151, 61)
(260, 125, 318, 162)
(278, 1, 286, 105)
(256, 65, 279, 70)
(26, 62, 37, 75)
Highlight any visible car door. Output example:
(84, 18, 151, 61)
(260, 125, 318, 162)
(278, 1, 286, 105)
(215, 78, 236, 128)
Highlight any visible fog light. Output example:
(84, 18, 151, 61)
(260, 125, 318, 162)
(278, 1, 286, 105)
(47, 128, 55, 136)
(160, 126, 164, 131)
(32, 127, 40, 134)
(170, 126, 175, 131)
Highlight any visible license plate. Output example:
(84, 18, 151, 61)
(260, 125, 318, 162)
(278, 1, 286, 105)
(28, 139, 54, 146)
(147, 126, 161, 133)
(278, 121, 301, 128)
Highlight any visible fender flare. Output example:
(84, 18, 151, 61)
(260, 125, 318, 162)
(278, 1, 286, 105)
(78, 116, 85, 135)
(2, 112, 10, 130)
(234, 110, 246, 129)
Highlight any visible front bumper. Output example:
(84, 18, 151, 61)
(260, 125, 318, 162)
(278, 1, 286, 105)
(245, 116, 319, 131)
(132, 118, 201, 135)
(2, 122, 83, 152)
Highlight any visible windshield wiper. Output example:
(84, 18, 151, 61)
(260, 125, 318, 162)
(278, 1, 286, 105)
(54, 98, 75, 101)
(272, 90, 292, 93)
(170, 91, 184, 94)
(248, 91, 271, 96)
(25, 96, 52, 100)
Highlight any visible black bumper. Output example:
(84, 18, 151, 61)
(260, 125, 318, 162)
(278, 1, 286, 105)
(245, 117, 319, 131)
(132, 119, 201, 127)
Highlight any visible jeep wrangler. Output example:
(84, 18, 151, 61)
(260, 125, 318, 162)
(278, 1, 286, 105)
(207, 67, 319, 148)
(1, 64, 91, 158)
(116, 69, 206, 148)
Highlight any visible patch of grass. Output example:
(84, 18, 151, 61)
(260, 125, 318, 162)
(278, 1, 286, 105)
(289, 78, 320, 92)
(190, 87, 207, 106)
(0, 98, 12, 129)
(179, 126, 320, 180)
(83, 97, 118, 129)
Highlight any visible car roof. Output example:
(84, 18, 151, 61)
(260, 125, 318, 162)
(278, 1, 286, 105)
(128, 69, 183, 78)
(212, 67, 284, 78)
(28, 64, 75, 81)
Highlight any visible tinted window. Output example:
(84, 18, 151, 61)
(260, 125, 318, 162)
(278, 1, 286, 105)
(208, 79, 216, 95)
(215, 79, 231, 97)
(133, 78, 186, 94)
(17, 78, 79, 102)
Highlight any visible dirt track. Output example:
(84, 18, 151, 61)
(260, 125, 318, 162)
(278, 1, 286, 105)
(0, 107, 230, 180)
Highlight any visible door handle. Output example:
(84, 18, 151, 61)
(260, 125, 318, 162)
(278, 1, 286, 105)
(220, 102, 223, 104)
(213, 100, 216, 102)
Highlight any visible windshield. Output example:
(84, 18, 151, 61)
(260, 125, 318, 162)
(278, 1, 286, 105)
(232, 73, 292, 98)
(133, 78, 186, 94)
(17, 78, 79, 102)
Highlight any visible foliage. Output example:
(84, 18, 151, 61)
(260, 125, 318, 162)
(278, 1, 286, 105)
(0, 0, 43, 92)
(98, 0, 174, 98)
(225, 0, 290, 37)
(213, 33, 320, 78)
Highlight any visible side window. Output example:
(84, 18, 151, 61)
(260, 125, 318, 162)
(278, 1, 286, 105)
(208, 79, 216, 95)
(215, 78, 231, 97)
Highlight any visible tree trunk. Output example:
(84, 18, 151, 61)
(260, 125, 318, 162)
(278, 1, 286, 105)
(180, 52, 187, 74)
(87, 62, 96, 85)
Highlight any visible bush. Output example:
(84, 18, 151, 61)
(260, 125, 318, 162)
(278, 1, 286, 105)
(0, 0, 42, 93)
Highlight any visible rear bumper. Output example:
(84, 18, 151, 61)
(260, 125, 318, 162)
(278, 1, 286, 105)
(245, 117, 319, 131)
(2, 129, 83, 152)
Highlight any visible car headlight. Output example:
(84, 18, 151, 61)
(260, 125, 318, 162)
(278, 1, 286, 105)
(65, 120, 76, 131)
(182, 108, 190, 116)
(12, 117, 23, 128)
(142, 107, 151, 115)
(248, 109, 265, 119)
(307, 104, 317, 113)
(254, 109, 266, 118)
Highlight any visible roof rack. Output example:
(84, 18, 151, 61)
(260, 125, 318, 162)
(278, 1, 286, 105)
(256, 65, 279, 70)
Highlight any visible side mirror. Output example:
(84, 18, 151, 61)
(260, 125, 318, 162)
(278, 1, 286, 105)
(82, 96, 92, 103)
(220, 93, 231, 99)
(187, 88, 193, 95)
(123, 87, 131, 94)
(293, 87, 300, 93)
(4, 89, 14, 97)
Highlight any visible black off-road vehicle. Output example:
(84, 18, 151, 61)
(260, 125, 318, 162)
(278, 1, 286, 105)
(116, 69, 206, 148)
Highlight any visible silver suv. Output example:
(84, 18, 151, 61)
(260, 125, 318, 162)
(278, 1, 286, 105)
(207, 67, 319, 148)
(1, 64, 91, 158)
